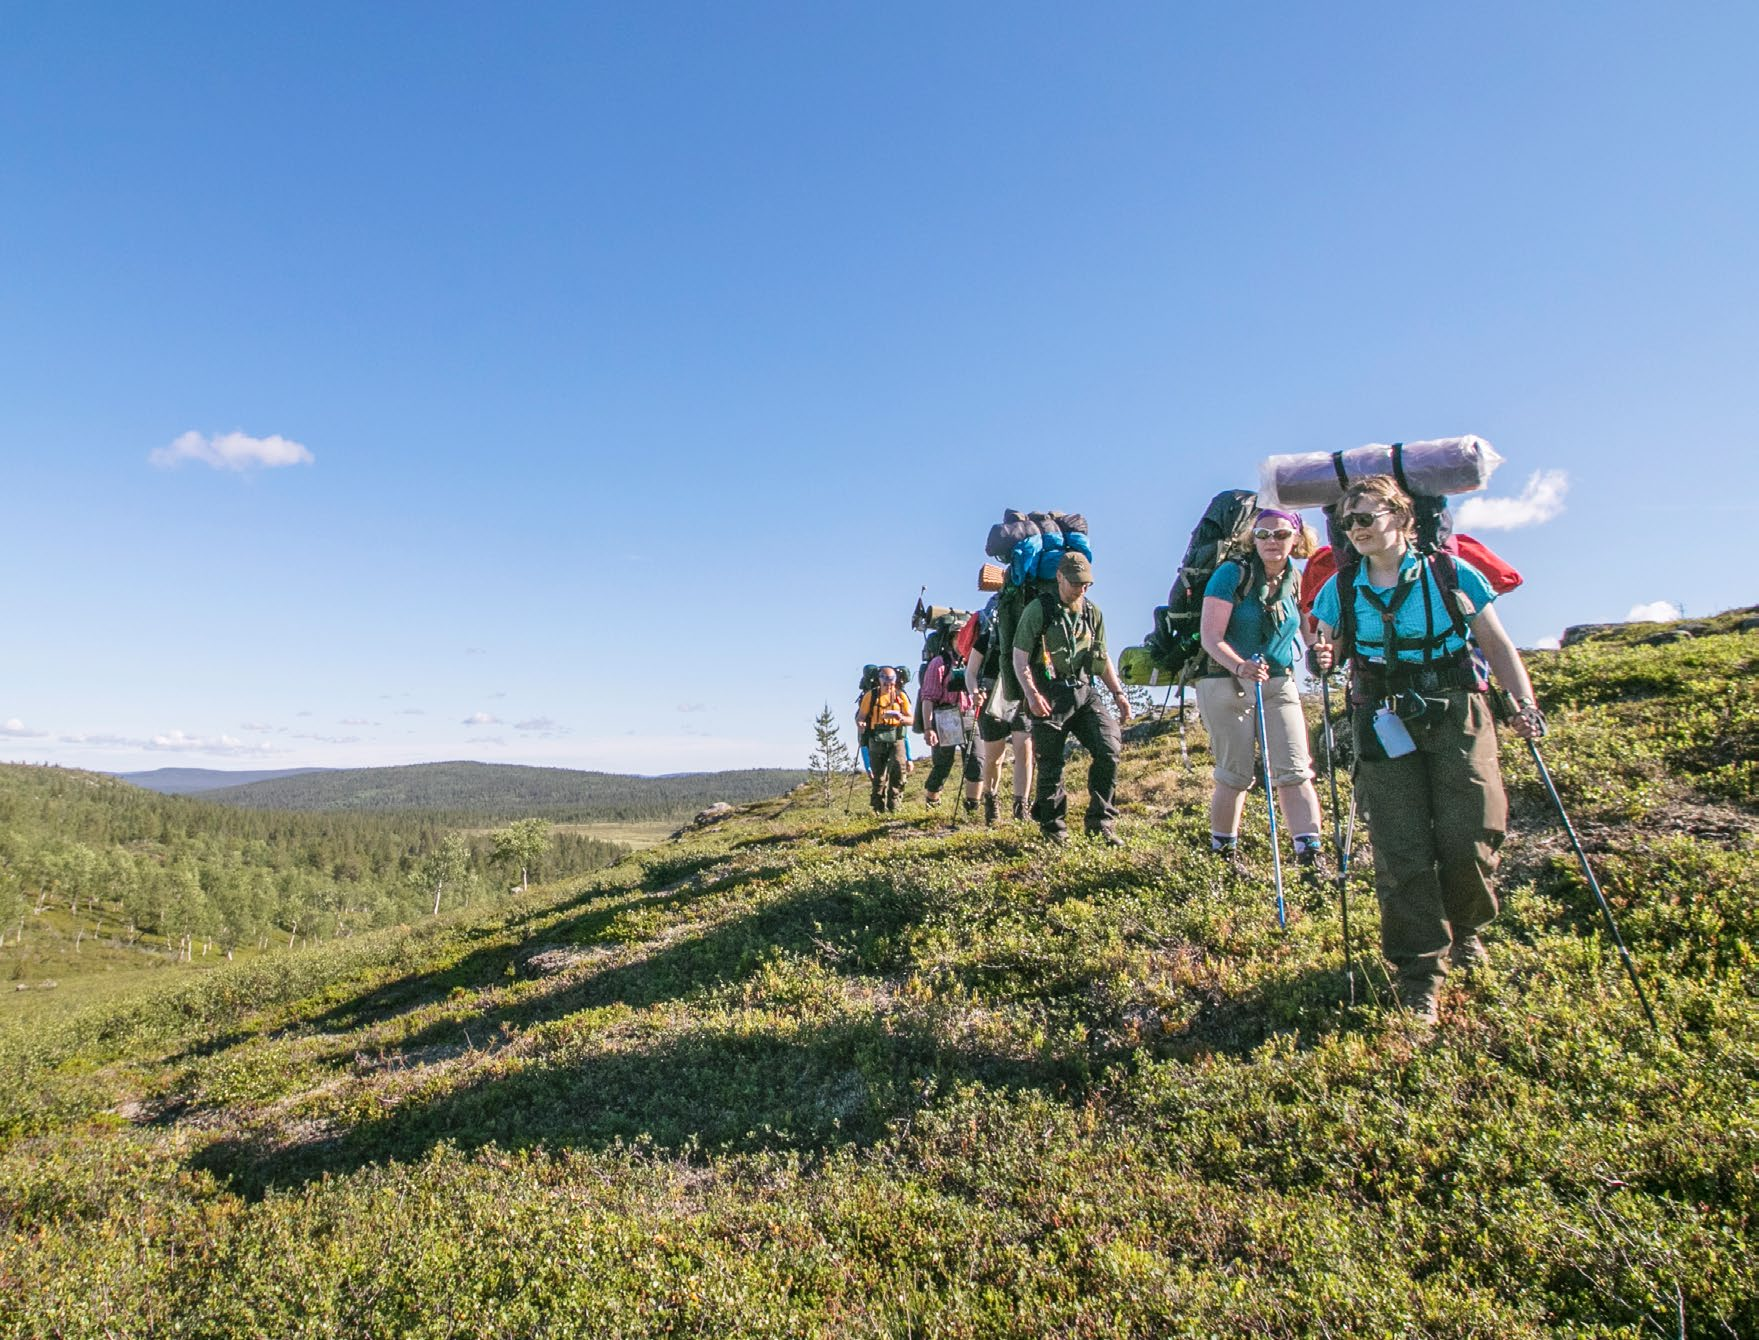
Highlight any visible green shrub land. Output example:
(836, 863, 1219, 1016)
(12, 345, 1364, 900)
(195, 761, 811, 823)
(0, 769, 628, 999)
(2, 613, 1755, 1337)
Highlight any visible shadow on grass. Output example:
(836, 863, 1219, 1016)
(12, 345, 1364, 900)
(373, 868, 930, 1061)
(182, 831, 1393, 1200)
(192, 1000, 1073, 1199)
(226, 885, 704, 1051)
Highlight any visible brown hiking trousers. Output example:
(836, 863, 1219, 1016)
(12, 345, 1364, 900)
(1354, 689, 1507, 1002)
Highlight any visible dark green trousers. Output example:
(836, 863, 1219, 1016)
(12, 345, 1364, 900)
(868, 732, 906, 811)
(1355, 690, 1507, 1002)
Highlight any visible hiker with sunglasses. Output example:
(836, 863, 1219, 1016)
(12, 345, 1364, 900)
(1197, 507, 1327, 875)
(1012, 551, 1131, 845)
(1310, 475, 1545, 1025)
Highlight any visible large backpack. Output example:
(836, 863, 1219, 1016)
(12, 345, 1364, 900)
(1315, 487, 1518, 688)
(858, 664, 910, 694)
(1141, 489, 1259, 681)
(911, 611, 970, 733)
(1299, 532, 1521, 625)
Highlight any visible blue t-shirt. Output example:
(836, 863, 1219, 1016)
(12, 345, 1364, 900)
(1204, 560, 1304, 672)
(1311, 550, 1496, 663)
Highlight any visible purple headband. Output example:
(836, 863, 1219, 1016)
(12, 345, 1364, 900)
(1255, 507, 1301, 532)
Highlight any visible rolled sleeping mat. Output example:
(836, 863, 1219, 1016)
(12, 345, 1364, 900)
(1259, 436, 1504, 508)
(978, 562, 1006, 592)
(1119, 646, 1184, 688)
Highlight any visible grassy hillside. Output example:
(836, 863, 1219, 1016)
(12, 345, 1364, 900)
(196, 760, 809, 822)
(1, 612, 1754, 1336)
(0, 766, 628, 1011)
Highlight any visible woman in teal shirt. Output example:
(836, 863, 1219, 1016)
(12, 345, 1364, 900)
(1312, 475, 1545, 1025)
(1197, 507, 1325, 872)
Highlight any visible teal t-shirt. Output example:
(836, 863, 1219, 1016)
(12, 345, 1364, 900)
(1311, 550, 1496, 663)
(1204, 560, 1303, 673)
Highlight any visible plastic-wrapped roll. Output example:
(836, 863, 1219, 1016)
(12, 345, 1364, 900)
(1259, 436, 1504, 508)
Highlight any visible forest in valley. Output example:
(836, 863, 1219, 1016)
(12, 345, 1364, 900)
(0, 764, 629, 965)
(191, 760, 809, 822)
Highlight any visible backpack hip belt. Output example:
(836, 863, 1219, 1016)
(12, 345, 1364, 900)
(1352, 652, 1481, 702)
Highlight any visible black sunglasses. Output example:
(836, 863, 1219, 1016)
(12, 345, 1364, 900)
(1340, 510, 1390, 530)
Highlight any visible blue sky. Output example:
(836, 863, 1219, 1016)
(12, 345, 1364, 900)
(3, 3, 1755, 774)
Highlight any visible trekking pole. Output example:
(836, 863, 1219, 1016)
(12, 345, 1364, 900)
(1527, 738, 1661, 1035)
(1177, 666, 1193, 770)
(1251, 657, 1287, 930)
(1319, 672, 1354, 1004)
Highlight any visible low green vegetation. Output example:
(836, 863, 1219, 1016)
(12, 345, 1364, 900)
(0, 767, 628, 1010)
(1, 615, 1754, 1336)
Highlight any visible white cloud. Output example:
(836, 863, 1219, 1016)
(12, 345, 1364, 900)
(240, 720, 275, 731)
(291, 732, 361, 745)
(146, 730, 284, 757)
(397, 708, 426, 716)
(1, 718, 47, 738)
(1626, 600, 1683, 623)
(1532, 635, 1562, 651)
(1455, 469, 1569, 531)
(463, 712, 501, 726)
(677, 703, 707, 714)
(339, 718, 377, 726)
(59, 731, 140, 747)
(149, 430, 314, 472)
(515, 716, 566, 735)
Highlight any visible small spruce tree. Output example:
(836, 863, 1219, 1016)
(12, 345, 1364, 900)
(808, 704, 853, 808)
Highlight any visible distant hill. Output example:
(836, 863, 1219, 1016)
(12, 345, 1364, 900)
(115, 766, 332, 795)
(195, 760, 809, 821)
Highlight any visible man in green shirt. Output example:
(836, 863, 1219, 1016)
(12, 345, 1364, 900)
(1011, 551, 1132, 845)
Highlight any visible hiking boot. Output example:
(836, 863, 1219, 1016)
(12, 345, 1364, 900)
(1398, 984, 1440, 1026)
(1213, 845, 1249, 879)
(886, 797, 900, 813)
(1012, 797, 1027, 822)
(983, 794, 999, 826)
(1042, 828, 1069, 846)
(924, 792, 941, 808)
(1295, 845, 1327, 879)
(1450, 935, 1490, 971)
(962, 797, 978, 817)
(1086, 826, 1124, 848)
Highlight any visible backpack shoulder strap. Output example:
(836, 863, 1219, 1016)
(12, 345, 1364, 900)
(1334, 553, 1361, 660)
(1426, 551, 1471, 642)
(1231, 551, 1259, 602)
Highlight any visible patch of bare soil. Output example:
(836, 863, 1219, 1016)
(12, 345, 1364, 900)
(1499, 790, 1756, 889)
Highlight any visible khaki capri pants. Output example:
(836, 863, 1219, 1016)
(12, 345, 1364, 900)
(1195, 673, 1312, 790)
